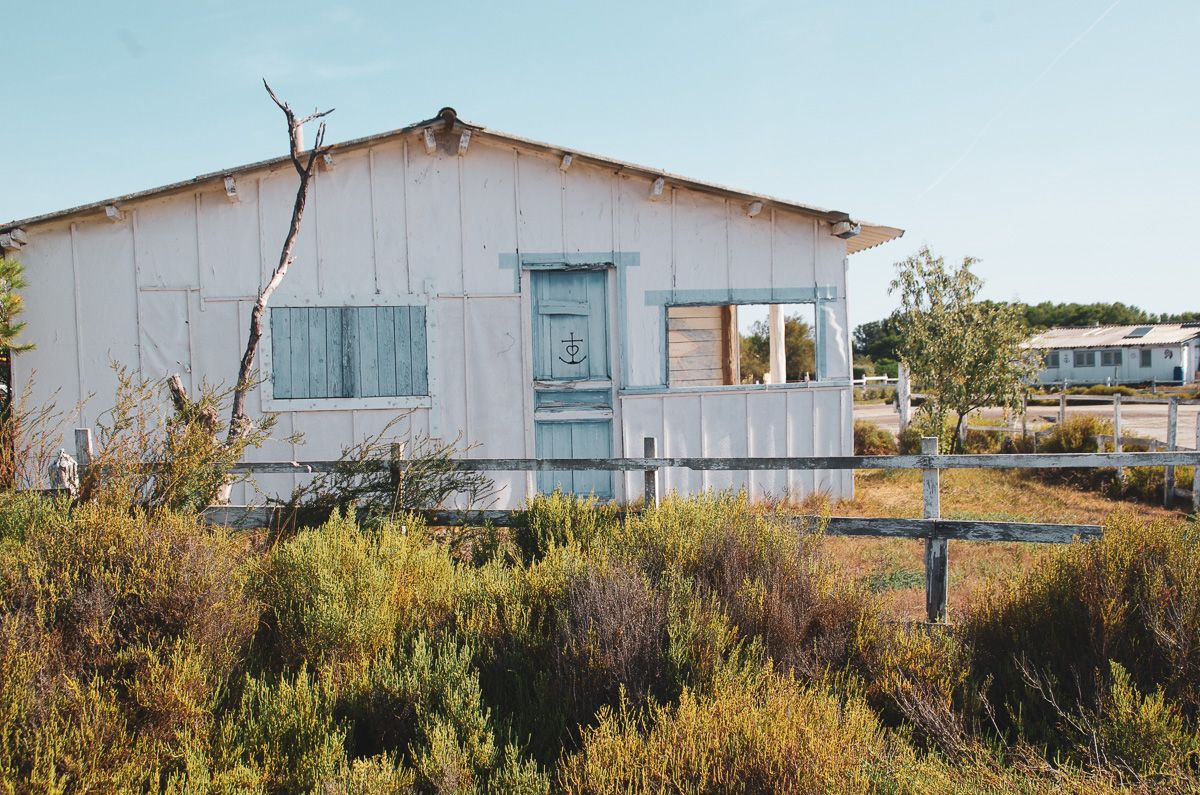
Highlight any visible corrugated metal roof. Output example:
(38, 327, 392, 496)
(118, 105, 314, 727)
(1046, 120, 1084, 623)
(0, 109, 902, 256)
(1027, 324, 1200, 349)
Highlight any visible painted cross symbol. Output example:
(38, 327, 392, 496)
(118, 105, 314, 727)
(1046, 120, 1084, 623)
(559, 332, 587, 365)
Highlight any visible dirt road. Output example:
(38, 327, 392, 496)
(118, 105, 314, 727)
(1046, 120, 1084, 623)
(856, 400, 1200, 447)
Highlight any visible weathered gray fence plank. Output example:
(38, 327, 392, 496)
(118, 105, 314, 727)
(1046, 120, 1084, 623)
(201, 505, 1103, 544)
(228, 451, 1200, 474)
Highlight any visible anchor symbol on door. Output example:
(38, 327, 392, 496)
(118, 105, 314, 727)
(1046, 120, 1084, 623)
(559, 332, 588, 365)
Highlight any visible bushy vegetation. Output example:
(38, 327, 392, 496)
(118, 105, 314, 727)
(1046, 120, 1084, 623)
(2, 481, 1198, 792)
(854, 420, 898, 455)
(1028, 415, 1195, 507)
(2, 372, 1198, 791)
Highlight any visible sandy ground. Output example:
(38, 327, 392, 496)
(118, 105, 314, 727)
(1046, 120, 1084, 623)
(856, 399, 1200, 447)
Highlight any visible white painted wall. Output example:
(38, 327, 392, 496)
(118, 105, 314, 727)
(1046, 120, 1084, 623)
(12, 132, 856, 505)
(1037, 343, 1197, 385)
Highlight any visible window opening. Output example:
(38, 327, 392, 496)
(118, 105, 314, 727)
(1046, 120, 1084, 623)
(666, 303, 817, 387)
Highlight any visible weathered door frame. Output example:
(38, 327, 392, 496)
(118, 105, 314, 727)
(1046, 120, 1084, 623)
(518, 262, 621, 499)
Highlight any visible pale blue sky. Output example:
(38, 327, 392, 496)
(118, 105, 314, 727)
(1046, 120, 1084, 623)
(6, 0, 1197, 328)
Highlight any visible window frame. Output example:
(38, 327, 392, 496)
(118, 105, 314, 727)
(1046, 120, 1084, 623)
(1073, 350, 1096, 368)
(1044, 351, 1060, 368)
(1100, 349, 1122, 367)
(663, 299, 823, 390)
(1140, 348, 1153, 368)
(261, 296, 432, 412)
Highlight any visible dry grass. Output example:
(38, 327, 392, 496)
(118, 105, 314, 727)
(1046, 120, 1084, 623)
(818, 469, 1181, 621)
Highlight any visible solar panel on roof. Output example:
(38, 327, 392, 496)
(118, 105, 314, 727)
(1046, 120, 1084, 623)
(1124, 326, 1152, 338)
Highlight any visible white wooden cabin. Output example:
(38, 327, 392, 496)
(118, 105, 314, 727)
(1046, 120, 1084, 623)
(1028, 324, 1200, 387)
(0, 108, 902, 506)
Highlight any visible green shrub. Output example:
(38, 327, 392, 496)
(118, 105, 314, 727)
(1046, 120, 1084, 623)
(510, 491, 619, 564)
(0, 491, 69, 547)
(1119, 464, 1195, 505)
(339, 636, 494, 782)
(1092, 662, 1200, 780)
(211, 667, 347, 794)
(615, 495, 874, 682)
(854, 420, 898, 456)
(965, 513, 1200, 754)
(255, 511, 464, 671)
(0, 503, 259, 679)
(1039, 414, 1113, 455)
(557, 665, 887, 793)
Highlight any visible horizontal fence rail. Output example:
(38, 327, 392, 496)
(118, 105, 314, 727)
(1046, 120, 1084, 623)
(202, 507, 1102, 546)
(230, 451, 1200, 475)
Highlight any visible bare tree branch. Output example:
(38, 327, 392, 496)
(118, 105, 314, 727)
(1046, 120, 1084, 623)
(227, 81, 334, 444)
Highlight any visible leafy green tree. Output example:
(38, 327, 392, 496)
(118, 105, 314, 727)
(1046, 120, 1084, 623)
(890, 246, 1038, 453)
(0, 256, 32, 354)
(739, 314, 815, 383)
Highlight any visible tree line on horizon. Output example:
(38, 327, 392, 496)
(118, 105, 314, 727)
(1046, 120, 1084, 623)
(854, 300, 1200, 377)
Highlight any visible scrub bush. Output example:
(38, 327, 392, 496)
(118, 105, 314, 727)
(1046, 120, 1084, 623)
(965, 513, 1200, 758)
(557, 665, 888, 794)
(854, 420, 898, 455)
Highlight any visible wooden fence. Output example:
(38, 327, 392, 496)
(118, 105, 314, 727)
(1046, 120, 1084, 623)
(164, 433, 1200, 625)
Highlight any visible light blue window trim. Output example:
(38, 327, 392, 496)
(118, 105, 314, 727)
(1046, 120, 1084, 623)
(642, 286, 837, 306)
(652, 286, 838, 385)
(501, 251, 641, 388)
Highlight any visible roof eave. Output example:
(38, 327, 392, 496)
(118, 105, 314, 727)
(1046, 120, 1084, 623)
(1, 113, 903, 254)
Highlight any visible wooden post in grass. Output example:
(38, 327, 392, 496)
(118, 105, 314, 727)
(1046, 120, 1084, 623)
(1113, 393, 1125, 486)
(922, 436, 947, 623)
(74, 428, 93, 472)
(1165, 397, 1178, 507)
(390, 442, 405, 511)
(643, 436, 659, 509)
(1194, 416, 1200, 515)
(1058, 393, 1067, 426)
(1193, 416, 1200, 515)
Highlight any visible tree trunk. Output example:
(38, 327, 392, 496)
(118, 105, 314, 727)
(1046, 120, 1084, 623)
(227, 82, 333, 445)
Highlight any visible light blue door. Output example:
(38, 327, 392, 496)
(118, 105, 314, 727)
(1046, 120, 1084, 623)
(535, 420, 612, 498)
(530, 270, 613, 498)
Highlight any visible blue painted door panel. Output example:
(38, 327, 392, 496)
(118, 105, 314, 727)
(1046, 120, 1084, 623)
(530, 270, 609, 381)
(271, 306, 428, 399)
(535, 420, 613, 498)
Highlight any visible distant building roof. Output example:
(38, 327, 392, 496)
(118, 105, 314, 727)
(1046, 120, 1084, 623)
(1027, 323, 1200, 349)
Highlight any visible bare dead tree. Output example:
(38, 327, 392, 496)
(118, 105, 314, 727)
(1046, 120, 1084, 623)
(226, 81, 334, 444)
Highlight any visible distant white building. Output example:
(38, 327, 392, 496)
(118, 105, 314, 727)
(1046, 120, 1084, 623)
(1027, 324, 1200, 386)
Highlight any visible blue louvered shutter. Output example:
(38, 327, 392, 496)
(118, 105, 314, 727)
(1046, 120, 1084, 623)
(271, 306, 427, 398)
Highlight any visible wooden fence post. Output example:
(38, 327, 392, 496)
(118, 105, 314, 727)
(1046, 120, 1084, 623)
(922, 436, 947, 623)
(643, 436, 659, 509)
(74, 428, 93, 471)
(1194, 415, 1200, 515)
(1021, 393, 1028, 439)
(1165, 397, 1178, 507)
(1113, 393, 1125, 485)
(1058, 393, 1067, 426)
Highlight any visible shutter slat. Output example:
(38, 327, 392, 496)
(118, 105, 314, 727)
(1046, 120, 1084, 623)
(308, 308, 328, 398)
(272, 309, 292, 398)
(411, 307, 428, 395)
(290, 308, 310, 398)
(395, 306, 413, 395)
(376, 307, 397, 396)
(358, 307, 380, 398)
